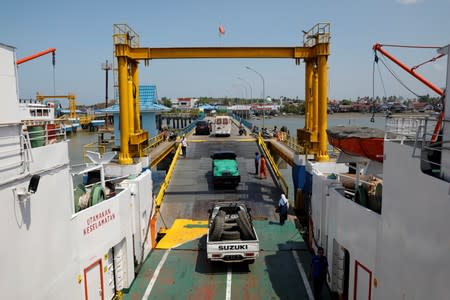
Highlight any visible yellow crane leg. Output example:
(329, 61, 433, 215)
(317, 55, 329, 162)
(305, 60, 313, 131)
(312, 62, 319, 142)
(131, 61, 142, 133)
(69, 97, 76, 119)
(118, 56, 133, 165)
(128, 76, 135, 134)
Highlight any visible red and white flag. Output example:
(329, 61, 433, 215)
(218, 25, 225, 35)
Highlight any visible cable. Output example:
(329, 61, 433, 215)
(371, 54, 376, 122)
(52, 53, 56, 97)
(379, 44, 441, 49)
(158, 208, 168, 229)
(377, 62, 387, 99)
(371, 52, 387, 122)
(378, 54, 422, 97)
(412, 53, 446, 71)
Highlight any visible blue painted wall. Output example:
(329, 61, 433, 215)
(142, 112, 157, 137)
(112, 111, 158, 146)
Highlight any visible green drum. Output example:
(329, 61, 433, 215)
(28, 126, 45, 148)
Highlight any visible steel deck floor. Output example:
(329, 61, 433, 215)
(123, 220, 334, 300)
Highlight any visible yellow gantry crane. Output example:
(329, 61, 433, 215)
(113, 23, 330, 164)
(36, 92, 77, 119)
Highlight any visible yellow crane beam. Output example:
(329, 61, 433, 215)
(114, 44, 329, 60)
(113, 23, 331, 164)
(36, 93, 77, 119)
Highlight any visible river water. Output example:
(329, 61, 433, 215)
(66, 113, 386, 200)
(251, 113, 386, 133)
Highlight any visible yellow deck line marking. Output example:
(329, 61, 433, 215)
(156, 219, 208, 249)
(292, 250, 314, 300)
(142, 249, 171, 300)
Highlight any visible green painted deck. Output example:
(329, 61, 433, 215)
(123, 220, 331, 300)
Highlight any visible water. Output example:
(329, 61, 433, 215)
(253, 113, 386, 134)
(67, 131, 100, 164)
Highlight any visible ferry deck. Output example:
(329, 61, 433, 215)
(122, 121, 327, 299)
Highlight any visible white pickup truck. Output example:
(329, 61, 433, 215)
(206, 202, 259, 264)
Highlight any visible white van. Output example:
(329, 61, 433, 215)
(214, 116, 231, 137)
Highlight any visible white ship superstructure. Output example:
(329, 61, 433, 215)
(0, 43, 155, 300)
(305, 45, 450, 299)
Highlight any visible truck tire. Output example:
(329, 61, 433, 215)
(225, 214, 238, 222)
(237, 210, 252, 230)
(210, 211, 225, 241)
(221, 230, 241, 240)
(223, 222, 239, 231)
(237, 210, 256, 240)
(236, 214, 253, 240)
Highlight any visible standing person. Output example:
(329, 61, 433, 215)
(278, 193, 289, 225)
(259, 156, 267, 179)
(309, 247, 330, 300)
(181, 135, 188, 157)
(254, 152, 259, 175)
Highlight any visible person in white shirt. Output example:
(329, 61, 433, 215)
(278, 193, 289, 225)
(181, 136, 188, 157)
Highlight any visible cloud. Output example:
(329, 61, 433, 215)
(396, 0, 420, 4)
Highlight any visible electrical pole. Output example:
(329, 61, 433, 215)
(101, 60, 112, 126)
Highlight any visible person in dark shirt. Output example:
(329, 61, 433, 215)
(254, 152, 259, 175)
(309, 247, 330, 299)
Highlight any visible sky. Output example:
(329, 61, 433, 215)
(1, 0, 449, 105)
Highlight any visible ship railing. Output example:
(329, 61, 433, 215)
(385, 115, 437, 143)
(303, 23, 331, 47)
(258, 135, 289, 196)
(412, 117, 450, 181)
(0, 133, 29, 173)
(0, 123, 66, 185)
(25, 123, 67, 149)
(113, 24, 140, 47)
(143, 132, 167, 154)
(283, 135, 305, 154)
(154, 143, 182, 207)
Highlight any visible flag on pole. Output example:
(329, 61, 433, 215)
(219, 25, 225, 36)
